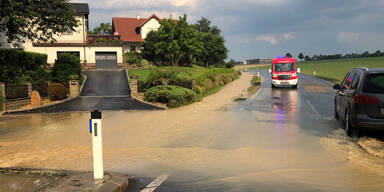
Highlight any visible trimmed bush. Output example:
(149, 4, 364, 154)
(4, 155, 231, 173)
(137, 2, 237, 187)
(0, 49, 48, 83)
(51, 53, 82, 84)
(144, 85, 196, 107)
(48, 83, 67, 101)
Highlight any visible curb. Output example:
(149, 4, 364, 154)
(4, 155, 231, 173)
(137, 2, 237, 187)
(0, 168, 129, 192)
(134, 97, 168, 110)
(2, 75, 88, 115)
(3, 96, 78, 114)
(95, 173, 129, 192)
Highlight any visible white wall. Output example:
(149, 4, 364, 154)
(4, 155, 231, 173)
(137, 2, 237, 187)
(141, 18, 161, 39)
(51, 17, 86, 43)
(1, 16, 85, 48)
(24, 46, 123, 65)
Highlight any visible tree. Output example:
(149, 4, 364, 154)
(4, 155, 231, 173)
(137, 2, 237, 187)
(0, 0, 78, 46)
(304, 55, 311, 61)
(142, 15, 227, 67)
(194, 17, 221, 35)
(154, 14, 203, 66)
(298, 53, 304, 60)
(196, 32, 228, 67)
(90, 22, 112, 34)
(285, 52, 292, 58)
(142, 31, 164, 65)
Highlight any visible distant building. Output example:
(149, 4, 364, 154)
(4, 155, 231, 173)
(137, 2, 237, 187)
(235, 58, 273, 65)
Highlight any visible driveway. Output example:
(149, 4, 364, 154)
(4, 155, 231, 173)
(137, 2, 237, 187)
(13, 70, 162, 113)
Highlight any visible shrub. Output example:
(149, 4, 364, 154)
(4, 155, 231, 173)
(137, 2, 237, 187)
(0, 92, 4, 111)
(51, 53, 82, 83)
(48, 83, 67, 101)
(0, 49, 48, 83)
(226, 59, 236, 68)
(144, 85, 196, 107)
(251, 76, 261, 86)
(124, 52, 142, 66)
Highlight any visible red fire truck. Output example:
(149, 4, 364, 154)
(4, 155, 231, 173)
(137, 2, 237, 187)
(269, 57, 300, 88)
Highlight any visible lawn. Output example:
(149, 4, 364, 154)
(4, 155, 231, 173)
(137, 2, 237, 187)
(248, 57, 384, 84)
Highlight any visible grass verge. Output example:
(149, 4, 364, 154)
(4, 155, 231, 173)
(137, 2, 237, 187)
(233, 75, 261, 102)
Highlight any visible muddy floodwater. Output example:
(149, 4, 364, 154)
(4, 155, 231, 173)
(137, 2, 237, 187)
(1, 71, 384, 192)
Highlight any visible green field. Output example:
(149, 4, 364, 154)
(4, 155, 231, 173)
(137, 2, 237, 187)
(249, 57, 384, 84)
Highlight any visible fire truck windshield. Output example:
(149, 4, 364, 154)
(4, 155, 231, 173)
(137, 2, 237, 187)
(274, 63, 295, 72)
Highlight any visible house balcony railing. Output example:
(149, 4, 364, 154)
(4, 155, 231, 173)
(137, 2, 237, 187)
(86, 34, 123, 45)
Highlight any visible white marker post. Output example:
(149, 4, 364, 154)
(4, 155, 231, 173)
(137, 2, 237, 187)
(90, 110, 104, 180)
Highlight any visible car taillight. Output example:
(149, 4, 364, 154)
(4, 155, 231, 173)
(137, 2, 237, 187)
(353, 95, 379, 104)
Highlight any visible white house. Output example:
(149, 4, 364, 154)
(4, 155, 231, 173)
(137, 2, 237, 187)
(111, 14, 162, 53)
(2, 3, 124, 69)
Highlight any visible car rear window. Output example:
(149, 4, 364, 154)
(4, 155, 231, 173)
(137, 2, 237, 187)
(363, 73, 384, 94)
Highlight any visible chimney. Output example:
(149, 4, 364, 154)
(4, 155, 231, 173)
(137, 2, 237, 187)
(137, 15, 140, 20)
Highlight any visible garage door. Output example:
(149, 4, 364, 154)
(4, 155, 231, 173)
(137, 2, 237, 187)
(95, 52, 117, 69)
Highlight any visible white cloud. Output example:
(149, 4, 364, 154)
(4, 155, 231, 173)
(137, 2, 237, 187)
(338, 32, 359, 43)
(283, 33, 295, 40)
(255, 35, 278, 45)
(72, 0, 199, 10)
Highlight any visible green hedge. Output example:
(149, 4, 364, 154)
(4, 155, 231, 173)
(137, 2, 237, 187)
(51, 53, 82, 84)
(144, 85, 197, 107)
(0, 49, 48, 83)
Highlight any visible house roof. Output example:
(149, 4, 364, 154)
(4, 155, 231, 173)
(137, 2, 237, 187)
(112, 14, 162, 43)
(70, 3, 89, 15)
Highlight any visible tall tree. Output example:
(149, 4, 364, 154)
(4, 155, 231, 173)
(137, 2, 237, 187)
(285, 52, 292, 58)
(298, 52, 304, 60)
(196, 32, 227, 67)
(154, 14, 203, 66)
(0, 0, 78, 46)
(194, 17, 221, 35)
(142, 31, 164, 65)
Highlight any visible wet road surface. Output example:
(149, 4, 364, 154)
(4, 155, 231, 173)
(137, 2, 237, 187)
(12, 70, 161, 113)
(1, 71, 384, 192)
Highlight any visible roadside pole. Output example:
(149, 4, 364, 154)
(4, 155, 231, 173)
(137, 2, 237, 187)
(90, 110, 104, 180)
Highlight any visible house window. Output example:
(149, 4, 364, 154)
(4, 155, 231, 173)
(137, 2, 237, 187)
(63, 28, 73, 35)
(130, 46, 136, 52)
(57, 51, 80, 59)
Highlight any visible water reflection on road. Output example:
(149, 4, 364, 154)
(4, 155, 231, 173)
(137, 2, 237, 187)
(1, 71, 384, 191)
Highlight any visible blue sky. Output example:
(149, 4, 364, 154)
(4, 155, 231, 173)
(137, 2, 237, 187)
(73, 0, 384, 61)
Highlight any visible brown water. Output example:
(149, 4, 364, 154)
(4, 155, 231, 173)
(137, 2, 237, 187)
(1, 72, 384, 191)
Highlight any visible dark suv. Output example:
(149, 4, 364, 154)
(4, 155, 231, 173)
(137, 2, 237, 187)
(333, 68, 384, 136)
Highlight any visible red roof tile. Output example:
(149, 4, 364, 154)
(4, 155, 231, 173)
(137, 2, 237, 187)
(112, 14, 162, 43)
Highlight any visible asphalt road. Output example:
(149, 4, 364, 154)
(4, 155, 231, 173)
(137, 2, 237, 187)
(15, 70, 162, 113)
(126, 71, 384, 192)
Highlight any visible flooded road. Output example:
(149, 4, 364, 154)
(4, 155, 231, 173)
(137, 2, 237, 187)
(1, 71, 384, 192)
